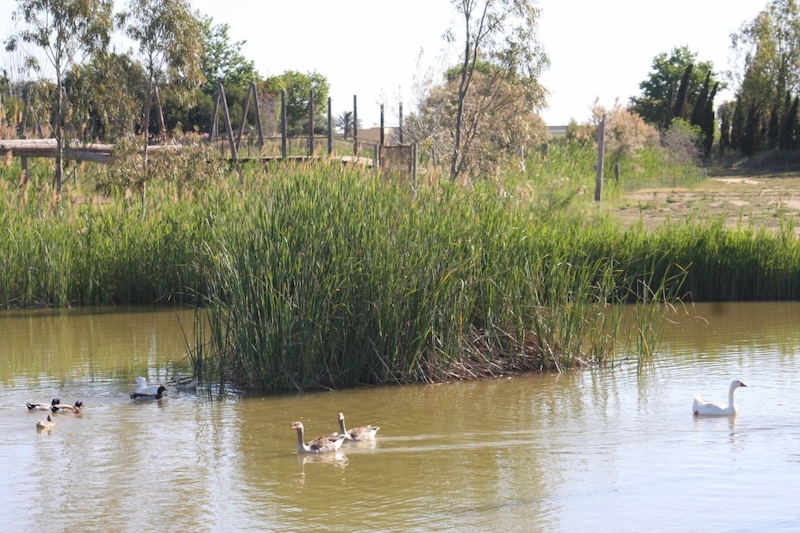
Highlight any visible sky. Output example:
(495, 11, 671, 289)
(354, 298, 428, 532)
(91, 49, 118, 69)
(0, 0, 768, 128)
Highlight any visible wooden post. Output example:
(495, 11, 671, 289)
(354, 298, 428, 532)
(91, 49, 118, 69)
(19, 94, 29, 184)
(594, 115, 606, 202)
(399, 102, 404, 144)
(327, 96, 332, 156)
(209, 89, 220, 141)
(353, 95, 358, 156)
(217, 82, 237, 160)
(152, 86, 166, 139)
(281, 90, 287, 159)
(412, 142, 418, 188)
(252, 82, 265, 149)
(614, 162, 620, 183)
(308, 89, 314, 157)
(380, 104, 385, 147)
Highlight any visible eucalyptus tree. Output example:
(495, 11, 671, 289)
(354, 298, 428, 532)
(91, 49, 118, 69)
(444, 0, 548, 180)
(5, 0, 114, 192)
(119, 0, 204, 142)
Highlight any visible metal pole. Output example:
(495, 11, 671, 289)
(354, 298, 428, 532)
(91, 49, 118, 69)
(327, 96, 332, 155)
(308, 89, 314, 157)
(399, 102, 404, 144)
(353, 95, 358, 156)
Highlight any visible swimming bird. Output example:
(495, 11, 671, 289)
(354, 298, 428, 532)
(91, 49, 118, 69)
(693, 380, 748, 416)
(36, 415, 55, 431)
(337, 412, 380, 441)
(134, 377, 167, 396)
(292, 422, 347, 454)
(52, 400, 83, 414)
(130, 385, 167, 401)
(169, 374, 197, 391)
(27, 398, 60, 411)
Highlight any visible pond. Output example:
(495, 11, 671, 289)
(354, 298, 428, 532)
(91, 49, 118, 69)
(0, 303, 798, 532)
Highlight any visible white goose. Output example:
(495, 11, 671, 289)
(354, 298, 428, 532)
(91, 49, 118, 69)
(337, 412, 380, 441)
(134, 377, 168, 396)
(292, 422, 346, 454)
(693, 380, 748, 416)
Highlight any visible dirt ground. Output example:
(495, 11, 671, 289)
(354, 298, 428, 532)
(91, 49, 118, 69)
(606, 171, 800, 234)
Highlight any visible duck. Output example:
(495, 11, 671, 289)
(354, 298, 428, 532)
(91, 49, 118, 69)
(693, 380, 748, 416)
(292, 422, 347, 454)
(52, 400, 83, 414)
(130, 385, 167, 401)
(337, 412, 380, 441)
(168, 374, 197, 391)
(134, 377, 168, 396)
(27, 398, 60, 411)
(36, 415, 55, 431)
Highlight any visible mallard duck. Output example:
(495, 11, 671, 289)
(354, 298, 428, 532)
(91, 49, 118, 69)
(693, 380, 748, 416)
(27, 398, 60, 411)
(292, 422, 346, 454)
(130, 385, 167, 401)
(337, 412, 380, 441)
(52, 400, 83, 414)
(36, 415, 55, 431)
(168, 374, 197, 391)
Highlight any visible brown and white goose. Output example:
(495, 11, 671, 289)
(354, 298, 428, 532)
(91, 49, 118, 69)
(36, 415, 55, 431)
(292, 422, 346, 454)
(337, 412, 380, 441)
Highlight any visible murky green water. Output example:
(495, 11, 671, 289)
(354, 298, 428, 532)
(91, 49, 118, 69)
(1, 303, 799, 532)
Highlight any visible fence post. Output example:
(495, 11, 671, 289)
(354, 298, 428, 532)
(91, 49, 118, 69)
(594, 114, 606, 202)
(399, 102, 404, 144)
(614, 162, 620, 183)
(353, 95, 358, 157)
(327, 96, 332, 156)
(308, 89, 314, 157)
(281, 90, 287, 159)
(412, 142, 418, 188)
(380, 104, 385, 147)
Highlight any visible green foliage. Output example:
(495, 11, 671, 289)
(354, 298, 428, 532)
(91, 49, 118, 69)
(199, 15, 259, 95)
(630, 46, 723, 129)
(64, 52, 148, 142)
(263, 70, 330, 136)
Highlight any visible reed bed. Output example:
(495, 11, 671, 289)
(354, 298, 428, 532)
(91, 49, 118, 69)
(2, 151, 800, 391)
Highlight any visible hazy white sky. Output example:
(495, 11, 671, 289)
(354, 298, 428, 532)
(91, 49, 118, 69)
(0, 0, 768, 127)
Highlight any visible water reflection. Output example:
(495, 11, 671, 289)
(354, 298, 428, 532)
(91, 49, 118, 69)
(0, 304, 798, 532)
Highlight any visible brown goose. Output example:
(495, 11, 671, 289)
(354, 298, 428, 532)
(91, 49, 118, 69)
(36, 415, 55, 431)
(338, 412, 380, 441)
(292, 422, 346, 454)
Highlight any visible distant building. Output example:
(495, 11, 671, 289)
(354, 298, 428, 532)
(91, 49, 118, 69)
(548, 125, 567, 137)
(356, 127, 399, 145)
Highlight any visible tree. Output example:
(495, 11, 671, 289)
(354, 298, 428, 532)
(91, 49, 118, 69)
(119, 0, 204, 140)
(64, 52, 148, 142)
(6, 0, 114, 191)
(199, 16, 259, 95)
(263, 70, 330, 136)
(729, 0, 800, 155)
(336, 110, 359, 139)
(444, 0, 549, 179)
(629, 46, 723, 129)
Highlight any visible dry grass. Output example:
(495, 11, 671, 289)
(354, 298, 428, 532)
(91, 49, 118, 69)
(607, 171, 800, 235)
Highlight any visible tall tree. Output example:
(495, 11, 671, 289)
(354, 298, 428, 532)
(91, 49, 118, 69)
(199, 15, 259, 95)
(630, 46, 722, 129)
(6, 0, 113, 192)
(444, 0, 548, 180)
(336, 110, 359, 139)
(119, 0, 204, 140)
(730, 0, 800, 155)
